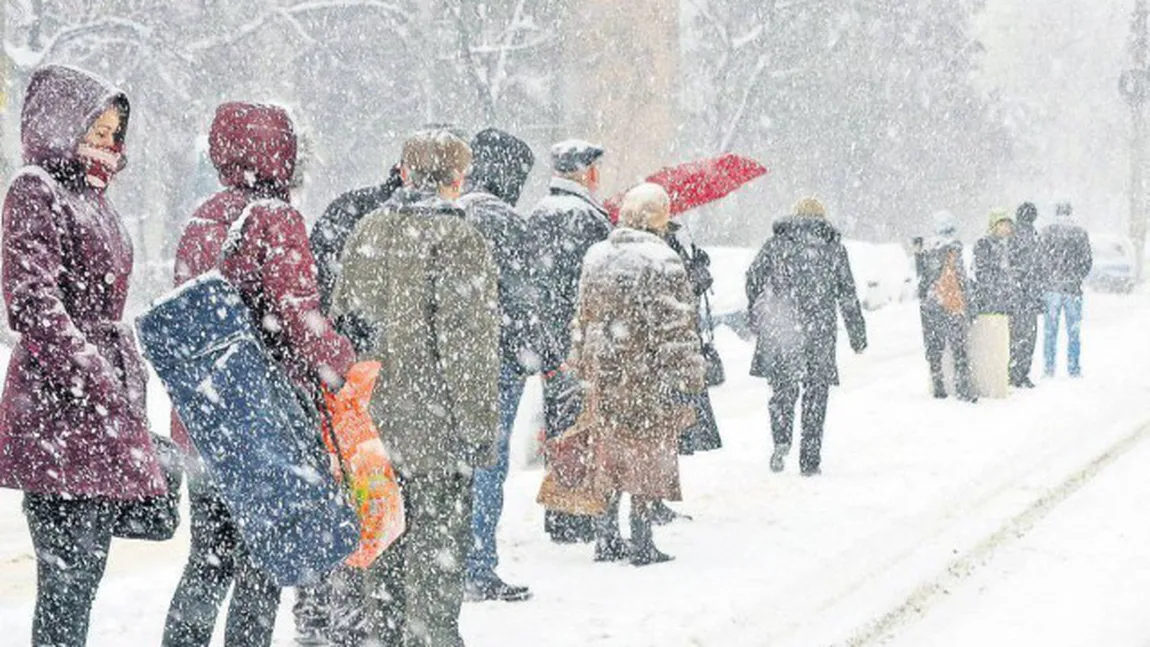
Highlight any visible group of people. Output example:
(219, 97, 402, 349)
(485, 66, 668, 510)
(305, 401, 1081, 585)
(914, 203, 1094, 401)
(0, 65, 734, 647)
(3, 63, 1094, 647)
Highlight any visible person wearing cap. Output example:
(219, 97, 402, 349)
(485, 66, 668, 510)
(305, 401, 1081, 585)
(332, 128, 499, 646)
(527, 139, 612, 543)
(746, 198, 867, 476)
(1008, 202, 1044, 388)
(974, 208, 1016, 317)
(459, 128, 536, 602)
(1039, 202, 1093, 377)
(914, 211, 978, 402)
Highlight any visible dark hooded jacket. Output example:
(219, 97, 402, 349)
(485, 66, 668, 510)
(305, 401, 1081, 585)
(461, 128, 537, 375)
(1010, 205, 1045, 315)
(974, 233, 1015, 314)
(528, 177, 613, 371)
(310, 165, 404, 317)
(0, 65, 165, 499)
(745, 216, 867, 386)
(172, 102, 353, 451)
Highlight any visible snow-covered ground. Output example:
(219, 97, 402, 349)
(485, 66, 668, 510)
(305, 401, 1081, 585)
(2, 291, 1150, 646)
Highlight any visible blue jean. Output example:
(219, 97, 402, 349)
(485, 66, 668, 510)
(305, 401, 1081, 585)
(468, 365, 526, 582)
(1044, 292, 1083, 376)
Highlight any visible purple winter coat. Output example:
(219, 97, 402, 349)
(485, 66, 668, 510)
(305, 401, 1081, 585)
(0, 65, 165, 500)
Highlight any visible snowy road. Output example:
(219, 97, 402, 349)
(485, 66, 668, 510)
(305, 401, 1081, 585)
(1, 293, 1149, 646)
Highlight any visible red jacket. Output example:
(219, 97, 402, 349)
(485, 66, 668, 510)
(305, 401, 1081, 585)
(171, 102, 353, 451)
(0, 65, 164, 499)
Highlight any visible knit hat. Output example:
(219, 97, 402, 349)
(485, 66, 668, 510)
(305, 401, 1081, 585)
(1015, 202, 1038, 225)
(551, 139, 604, 173)
(933, 210, 958, 237)
(794, 197, 826, 218)
(1055, 202, 1073, 219)
(988, 207, 1012, 227)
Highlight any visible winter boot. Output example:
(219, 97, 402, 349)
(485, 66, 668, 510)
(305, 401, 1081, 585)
(770, 443, 790, 473)
(650, 500, 692, 526)
(629, 506, 674, 567)
(464, 575, 532, 602)
(594, 494, 628, 562)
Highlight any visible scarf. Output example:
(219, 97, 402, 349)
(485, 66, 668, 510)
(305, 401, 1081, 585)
(77, 143, 124, 189)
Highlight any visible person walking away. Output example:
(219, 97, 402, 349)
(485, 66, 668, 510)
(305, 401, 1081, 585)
(746, 198, 867, 476)
(528, 139, 612, 544)
(1009, 202, 1044, 388)
(163, 102, 354, 647)
(915, 211, 978, 402)
(1040, 202, 1093, 378)
(332, 128, 500, 646)
(571, 183, 705, 566)
(457, 128, 536, 603)
(0, 64, 167, 647)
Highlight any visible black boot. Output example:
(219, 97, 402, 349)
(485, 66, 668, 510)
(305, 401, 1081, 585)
(594, 494, 628, 562)
(650, 500, 692, 526)
(629, 504, 674, 567)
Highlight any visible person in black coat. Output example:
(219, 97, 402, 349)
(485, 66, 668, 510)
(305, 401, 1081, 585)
(746, 198, 867, 476)
(459, 128, 535, 602)
(915, 211, 977, 402)
(1008, 202, 1044, 388)
(527, 139, 612, 543)
(974, 209, 1016, 316)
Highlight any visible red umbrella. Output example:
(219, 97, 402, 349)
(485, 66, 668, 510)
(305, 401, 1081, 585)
(605, 153, 768, 223)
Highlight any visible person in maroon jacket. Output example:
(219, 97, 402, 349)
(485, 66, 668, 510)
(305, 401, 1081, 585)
(0, 65, 167, 647)
(162, 102, 354, 647)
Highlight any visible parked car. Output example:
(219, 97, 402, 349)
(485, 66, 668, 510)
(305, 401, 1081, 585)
(1087, 234, 1135, 293)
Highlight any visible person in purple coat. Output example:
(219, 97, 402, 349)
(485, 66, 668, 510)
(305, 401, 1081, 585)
(0, 65, 166, 646)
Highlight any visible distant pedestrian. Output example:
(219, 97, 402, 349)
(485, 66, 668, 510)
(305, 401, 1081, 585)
(915, 211, 977, 402)
(1009, 202, 1044, 388)
(1040, 202, 1093, 377)
(746, 198, 867, 476)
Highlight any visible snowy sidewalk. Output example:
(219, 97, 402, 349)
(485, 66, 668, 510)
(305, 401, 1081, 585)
(1, 295, 1149, 646)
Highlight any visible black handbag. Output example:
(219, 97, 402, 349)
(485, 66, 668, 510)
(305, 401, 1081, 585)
(701, 293, 726, 387)
(113, 434, 183, 541)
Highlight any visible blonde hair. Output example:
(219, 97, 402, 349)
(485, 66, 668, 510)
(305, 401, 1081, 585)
(619, 182, 671, 230)
(401, 129, 473, 189)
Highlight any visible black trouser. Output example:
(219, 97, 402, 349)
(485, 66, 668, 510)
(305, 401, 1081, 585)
(294, 580, 332, 638)
(23, 493, 117, 647)
(768, 382, 830, 472)
(163, 479, 281, 647)
(921, 305, 975, 398)
(1010, 312, 1038, 384)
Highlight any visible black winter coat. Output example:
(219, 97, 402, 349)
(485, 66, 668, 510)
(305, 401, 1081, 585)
(974, 235, 1014, 314)
(1041, 223, 1093, 296)
(746, 217, 867, 386)
(528, 177, 613, 371)
(1010, 222, 1045, 315)
(310, 166, 404, 314)
(461, 192, 537, 375)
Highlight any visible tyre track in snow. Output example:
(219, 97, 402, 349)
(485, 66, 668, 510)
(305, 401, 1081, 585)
(843, 415, 1150, 646)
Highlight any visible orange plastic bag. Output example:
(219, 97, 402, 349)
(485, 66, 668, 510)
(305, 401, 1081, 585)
(323, 361, 405, 569)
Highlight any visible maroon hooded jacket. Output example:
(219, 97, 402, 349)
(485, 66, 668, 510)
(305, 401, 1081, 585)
(0, 65, 165, 500)
(171, 102, 353, 451)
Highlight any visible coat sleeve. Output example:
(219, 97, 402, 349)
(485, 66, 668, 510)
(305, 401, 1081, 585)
(432, 222, 500, 462)
(2, 174, 122, 408)
(1076, 230, 1093, 281)
(648, 266, 705, 396)
(834, 243, 867, 353)
(745, 242, 772, 314)
(258, 205, 354, 389)
(501, 211, 539, 371)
